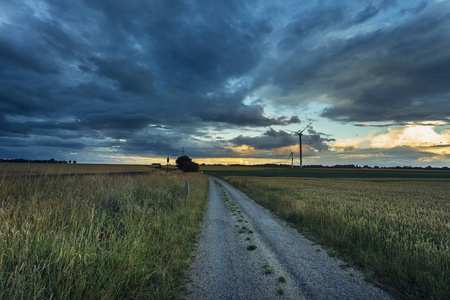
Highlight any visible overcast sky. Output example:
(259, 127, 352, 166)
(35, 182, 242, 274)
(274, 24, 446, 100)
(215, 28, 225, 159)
(1, 0, 449, 166)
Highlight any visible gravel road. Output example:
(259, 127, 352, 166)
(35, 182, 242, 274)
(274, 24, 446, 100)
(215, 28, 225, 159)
(186, 176, 393, 300)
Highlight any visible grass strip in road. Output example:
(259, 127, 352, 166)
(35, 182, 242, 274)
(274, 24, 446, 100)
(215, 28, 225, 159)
(262, 264, 274, 275)
(0, 170, 208, 299)
(277, 285, 285, 295)
(223, 176, 450, 300)
(247, 245, 257, 251)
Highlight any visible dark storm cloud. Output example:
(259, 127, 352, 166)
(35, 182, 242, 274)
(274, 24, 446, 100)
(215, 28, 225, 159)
(81, 112, 156, 131)
(118, 133, 180, 156)
(0, 81, 40, 115)
(0, 38, 56, 74)
(270, 1, 450, 123)
(0, 114, 30, 135)
(351, 0, 396, 24)
(0, 0, 291, 160)
(304, 127, 335, 152)
(0, 135, 86, 152)
(198, 104, 300, 127)
(32, 137, 86, 149)
(352, 5, 380, 24)
(231, 128, 295, 150)
(399, 1, 427, 16)
(88, 57, 156, 96)
(230, 127, 333, 152)
(79, 0, 271, 94)
(276, 1, 396, 52)
(277, 5, 345, 52)
(353, 123, 400, 127)
(1, 0, 448, 163)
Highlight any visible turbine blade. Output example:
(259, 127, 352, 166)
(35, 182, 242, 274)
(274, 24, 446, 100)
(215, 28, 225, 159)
(288, 130, 301, 135)
(299, 123, 312, 134)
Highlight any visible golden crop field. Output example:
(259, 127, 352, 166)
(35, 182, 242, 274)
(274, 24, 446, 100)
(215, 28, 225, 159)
(0, 163, 161, 176)
(0, 166, 208, 299)
(224, 176, 450, 300)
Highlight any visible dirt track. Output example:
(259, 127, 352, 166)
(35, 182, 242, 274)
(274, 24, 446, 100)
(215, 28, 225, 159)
(186, 176, 392, 299)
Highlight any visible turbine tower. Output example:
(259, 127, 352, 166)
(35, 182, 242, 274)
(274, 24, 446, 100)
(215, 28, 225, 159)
(291, 124, 310, 168)
(287, 148, 294, 168)
(181, 144, 185, 156)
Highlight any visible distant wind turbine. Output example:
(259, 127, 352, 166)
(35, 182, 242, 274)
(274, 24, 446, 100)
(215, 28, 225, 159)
(289, 124, 311, 168)
(287, 148, 294, 168)
(181, 144, 185, 156)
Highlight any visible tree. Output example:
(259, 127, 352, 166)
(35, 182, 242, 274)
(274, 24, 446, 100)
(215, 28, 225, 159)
(176, 156, 199, 172)
(183, 161, 199, 172)
(176, 155, 192, 170)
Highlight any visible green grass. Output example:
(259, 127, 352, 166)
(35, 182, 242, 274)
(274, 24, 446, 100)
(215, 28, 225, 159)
(224, 176, 450, 300)
(239, 226, 252, 234)
(262, 264, 274, 275)
(0, 169, 208, 299)
(247, 245, 257, 251)
(277, 285, 285, 295)
(326, 248, 337, 257)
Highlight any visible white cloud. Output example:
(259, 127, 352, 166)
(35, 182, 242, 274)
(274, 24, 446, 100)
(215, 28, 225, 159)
(333, 124, 450, 154)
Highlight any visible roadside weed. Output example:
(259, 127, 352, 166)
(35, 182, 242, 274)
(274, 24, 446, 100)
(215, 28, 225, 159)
(247, 245, 257, 251)
(262, 264, 274, 275)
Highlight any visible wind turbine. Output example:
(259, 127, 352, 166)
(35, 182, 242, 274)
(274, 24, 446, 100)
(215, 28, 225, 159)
(181, 144, 185, 156)
(290, 124, 310, 168)
(287, 148, 294, 168)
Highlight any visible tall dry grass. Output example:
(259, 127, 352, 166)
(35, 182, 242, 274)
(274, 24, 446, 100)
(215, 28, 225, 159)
(0, 169, 208, 299)
(0, 162, 158, 175)
(224, 176, 450, 300)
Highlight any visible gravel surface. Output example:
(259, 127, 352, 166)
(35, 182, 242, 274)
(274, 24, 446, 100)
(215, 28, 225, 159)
(186, 176, 393, 300)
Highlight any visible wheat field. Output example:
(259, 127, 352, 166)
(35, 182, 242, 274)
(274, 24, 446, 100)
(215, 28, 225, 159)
(224, 176, 450, 299)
